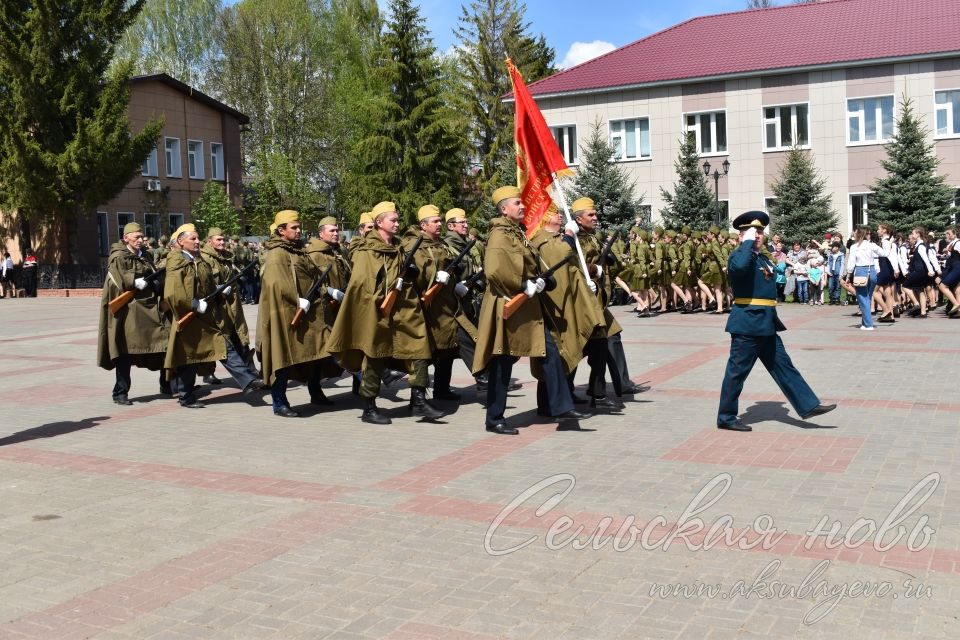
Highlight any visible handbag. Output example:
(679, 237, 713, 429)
(852, 265, 869, 287)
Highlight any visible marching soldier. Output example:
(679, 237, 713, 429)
(347, 211, 374, 258)
(717, 211, 835, 431)
(473, 187, 591, 435)
(153, 235, 169, 265)
(327, 201, 445, 425)
(97, 222, 170, 404)
(571, 198, 644, 399)
(258, 210, 333, 417)
(199, 228, 261, 386)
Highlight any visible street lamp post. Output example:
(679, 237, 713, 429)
(703, 159, 730, 226)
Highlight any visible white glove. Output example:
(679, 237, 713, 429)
(134, 277, 148, 290)
(298, 297, 311, 312)
(221, 285, 232, 297)
(564, 220, 579, 235)
(435, 270, 450, 285)
(588, 280, 598, 293)
(394, 277, 404, 290)
(191, 299, 208, 314)
(742, 227, 758, 242)
(534, 277, 546, 293)
(523, 279, 538, 298)
(454, 282, 469, 297)
(594, 265, 603, 278)
(326, 287, 344, 302)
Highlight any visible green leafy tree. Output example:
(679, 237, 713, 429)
(454, 0, 555, 215)
(871, 96, 955, 232)
(0, 0, 163, 260)
(659, 133, 719, 230)
(768, 145, 837, 243)
(114, 0, 220, 89)
(568, 119, 645, 231)
(191, 180, 240, 238)
(353, 0, 468, 224)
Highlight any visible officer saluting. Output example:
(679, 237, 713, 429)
(716, 211, 835, 431)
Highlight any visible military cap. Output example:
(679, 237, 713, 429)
(273, 210, 299, 226)
(571, 197, 595, 214)
(708, 225, 720, 235)
(445, 208, 466, 222)
(158, 235, 169, 244)
(654, 226, 664, 235)
(491, 186, 521, 206)
(731, 210, 769, 230)
(206, 227, 224, 239)
(173, 223, 196, 239)
(371, 201, 397, 219)
(665, 229, 677, 238)
(231, 234, 240, 242)
(269, 222, 278, 235)
(417, 204, 440, 222)
(358, 212, 373, 225)
(692, 230, 702, 239)
(638, 229, 650, 242)
(718, 230, 728, 239)
(122, 222, 142, 236)
(317, 216, 337, 228)
(630, 226, 642, 235)
(681, 225, 692, 235)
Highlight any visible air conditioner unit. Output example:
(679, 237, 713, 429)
(144, 179, 161, 192)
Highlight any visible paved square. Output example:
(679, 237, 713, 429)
(1, 298, 958, 639)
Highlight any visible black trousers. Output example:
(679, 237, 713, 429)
(606, 333, 631, 396)
(112, 354, 165, 400)
(488, 329, 572, 425)
(177, 364, 198, 405)
(22, 268, 37, 297)
(584, 338, 609, 398)
(432, 350, 456, 394)
(220, 333, 258, 391)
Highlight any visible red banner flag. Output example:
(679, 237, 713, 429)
(506, 59, 573, 237)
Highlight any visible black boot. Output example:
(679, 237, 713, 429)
(361, 398, 391, 425)
(409, 387, 445, 420)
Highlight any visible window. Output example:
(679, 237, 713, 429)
(117, 212, 134, 241)
(144, 213, 160, 240)
(717, 200, 730, 226)
(951, 188, 960, 225)
(850, 193, 871, 227)
(141, 147, 158, 176)
(97, 212, 109, 256)
(764, 197, 777, 214)
(847, 96, 894, 144)
(169, 213, 184, 234)
(685, 111, 726, 155)
(637, 204, 652, 227)
(210, 143, 225, 180)
(609, 118, 651, 160)
(763, 104, 809, 150)
(935, 91, 960, 137)
(550, 126, 577, 165)
(187, 140, 204, 179)
(165, 138, 181, 177)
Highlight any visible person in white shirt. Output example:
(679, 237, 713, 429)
(895, 232, 911, 316)
(845, 226, 891, 329)
(0, 252, 14, 298)
(903, 226, 937, 318)
(933, 228, 960, 317)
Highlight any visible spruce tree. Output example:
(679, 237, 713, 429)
(768, 145, 837, 243)
(659, 133, 719, 230)
(871, 96, 954, 232)
(0, 0, 163, 258)
(354, 0, 468, 224)
(191, 181, 240, 239)
(568, 119, 645, 230)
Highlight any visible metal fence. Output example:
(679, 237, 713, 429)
(37, 264, 108, 289)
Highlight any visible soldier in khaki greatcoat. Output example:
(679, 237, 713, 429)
(97, 222, 170, 404)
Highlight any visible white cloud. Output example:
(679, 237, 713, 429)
(558, 40, 617, 70)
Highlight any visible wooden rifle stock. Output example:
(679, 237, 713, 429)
(420, 281, 443, 307)
(107, 290, 136, 316)
(176, 310, 197, 331)
(290, 307, 306, 327)
(501, 292, 528, 320)
(379, 288, 399, 317)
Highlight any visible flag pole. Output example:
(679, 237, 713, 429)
(551, 172, 592, 282)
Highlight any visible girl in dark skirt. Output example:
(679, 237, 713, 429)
(903, 227, 936, 317)
(935, 227, 960, 317)
(875, 224, 899, 321)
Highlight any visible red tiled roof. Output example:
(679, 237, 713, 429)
(527, 0, 960, 97)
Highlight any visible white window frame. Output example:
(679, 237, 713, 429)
(846, 95, 894, 146)
(608, 117, 652, 161)
(165, 137, 182, 178)
(762, 102, 811, 152)
(934, 89, 960, 139)
(684, 110, 727, 156)
(169, 213, 184, 234)
(549, 125, 578, 165)
(210, 142, 225, 180)
(117, 212, 135, 242)
(187, 140, 204, 179)
(141, 147, 158, 177)
(849, 192, 872, 229)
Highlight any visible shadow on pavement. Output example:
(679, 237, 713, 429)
(0, 416, 110, 447)
(742, 401, 837, 429)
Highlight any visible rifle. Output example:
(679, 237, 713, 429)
(595, 230, 620, 292)
(378, 235, 423, 317)
(176, 260, 257, 331)
(290, 264, 333, 327)
(502, 255, 572, 321)
(462, 266, 485, 292)
(421, 238, 477, 307)
(108, 268, 166, 316)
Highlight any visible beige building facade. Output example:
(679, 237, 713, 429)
(537, 58, 960, 237)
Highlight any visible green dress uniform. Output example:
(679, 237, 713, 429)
(97, 242, 170, 402)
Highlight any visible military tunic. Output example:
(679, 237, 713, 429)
(200, 245, 251, 347)
(162, 250, 225, 375)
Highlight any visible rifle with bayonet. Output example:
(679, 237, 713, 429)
(176, 260, 257, 331)
(378, 235, 423, 317)
(502, 255, 572, 320)
(290, 264, 333, 327)
(108, 267, 166, 315)
(421, 238, 477, 307)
